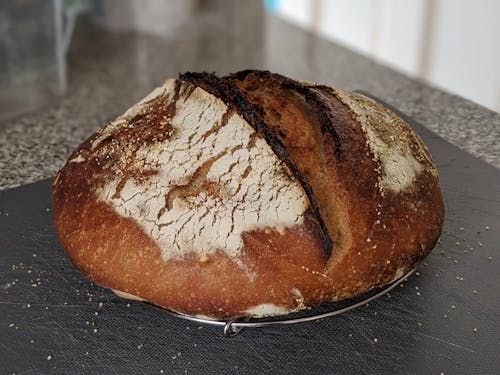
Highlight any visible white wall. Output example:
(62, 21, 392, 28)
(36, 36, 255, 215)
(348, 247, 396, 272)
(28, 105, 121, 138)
(278, 0, 312, 28)
(320, 0, 375, 54)
(269, 0, 500, 112)
(374, 0, 426, 76)
(427, 0, 500, 112)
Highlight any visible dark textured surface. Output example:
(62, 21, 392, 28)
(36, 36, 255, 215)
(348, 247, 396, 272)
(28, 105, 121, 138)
(1, 101, 499, 374)
(1, 2, 499, 191)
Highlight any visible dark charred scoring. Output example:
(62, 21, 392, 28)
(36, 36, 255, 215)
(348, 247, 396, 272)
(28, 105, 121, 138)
(226, 70, 390, 274)
(229, 70, 342, 158)
(308, 85, 381, 198)
(180, 72, 333, 258)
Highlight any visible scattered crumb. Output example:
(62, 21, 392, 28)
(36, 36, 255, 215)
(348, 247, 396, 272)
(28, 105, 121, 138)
(126, 303, 131, 308)
(484, 226, 489, 230)
(478, 241, 483, 247)
(459, 227, 464, 231)
(373, 338, 378, 343)
(473, 290, 478, 294)
(451, 305, 456, 309)
(416, 292, 421, 296)
(455, 241, 460, 246)
(98, 302, 103, 308)
(30, 339, 35, 344)
(47, 355, 52, 361)
(487, 257, 492, 261)
(137, 344, 143, 350)
(443, 314, 448, 318)
(473, 328, 478, 333)
(8, 323, 14, 328)
(93, 328, 98, 333)
(417, 322, 422, 326)
(415, 271, 420, 276)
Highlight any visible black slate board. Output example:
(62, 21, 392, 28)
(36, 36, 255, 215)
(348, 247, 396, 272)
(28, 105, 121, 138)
(1, 98, 499, 374)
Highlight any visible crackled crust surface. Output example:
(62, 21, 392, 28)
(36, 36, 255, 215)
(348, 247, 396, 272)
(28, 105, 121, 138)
(53, 77, 331, 317)
(91, 79, 309, 261)
(53, 70, 444, 318)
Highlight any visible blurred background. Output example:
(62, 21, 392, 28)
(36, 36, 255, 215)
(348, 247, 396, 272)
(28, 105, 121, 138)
(269, 0, 500, 112)
(0, 0, 499, 123)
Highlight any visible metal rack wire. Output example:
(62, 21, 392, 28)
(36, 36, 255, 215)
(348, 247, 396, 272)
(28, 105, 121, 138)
(153, 269, 415, 336)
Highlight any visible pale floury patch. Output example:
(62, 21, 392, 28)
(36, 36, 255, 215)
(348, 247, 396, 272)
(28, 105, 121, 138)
(332, 89, 424, 194)
(97, 79, 309, 261)
(243, 303, 292, 317)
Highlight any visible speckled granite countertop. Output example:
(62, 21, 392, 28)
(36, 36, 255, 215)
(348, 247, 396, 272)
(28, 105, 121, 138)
(1, 8, 499, 190)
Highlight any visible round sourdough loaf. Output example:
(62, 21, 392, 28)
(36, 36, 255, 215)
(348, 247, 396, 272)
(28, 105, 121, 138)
(53, 70, 444, 319)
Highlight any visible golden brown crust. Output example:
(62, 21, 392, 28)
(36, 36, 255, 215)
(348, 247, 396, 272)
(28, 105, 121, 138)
(228, 71, 443, 299)
(53, 166, 331, 317)
(53, 70, 444, 318)
(179, 72, 332, 256)
(313, 86, 444, 297)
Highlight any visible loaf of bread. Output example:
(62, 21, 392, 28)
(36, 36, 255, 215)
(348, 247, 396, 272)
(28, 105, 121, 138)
(53, 70, 444, 319)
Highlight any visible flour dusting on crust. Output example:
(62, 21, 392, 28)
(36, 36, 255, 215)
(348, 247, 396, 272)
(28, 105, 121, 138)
(244, 303, 292, 317)
(332, 89, 425, 194)
(96, 79, 309, 261)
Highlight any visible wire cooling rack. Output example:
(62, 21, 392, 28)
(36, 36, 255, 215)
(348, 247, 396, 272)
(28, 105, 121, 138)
(152, 269, 415, 336)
